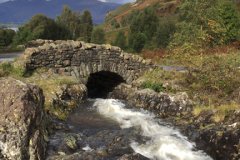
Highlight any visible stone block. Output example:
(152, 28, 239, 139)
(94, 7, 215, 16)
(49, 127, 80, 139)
(57, 60, 63, 65)
(145, 59, 154, 65)
(126, 75, 133, 84)
(50, 43, 57, 49)
(74, 41, 82, 48)
(58, 68, 66, 73)
(98, 65, 103, 72)
(68, 42, 77, 49)
(48, 68, 57, 74)
(25, 48, 40, 56)
(124, 53, 129, 60)
(43, 44, 53, 50)
(102, 44, 111, 50)
(55, 40, 62, 44)
(63, 60, 71, 66)
(65, 67, 72, 72)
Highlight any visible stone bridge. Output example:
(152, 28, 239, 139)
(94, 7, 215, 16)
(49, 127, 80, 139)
(21, 39, 158, 85)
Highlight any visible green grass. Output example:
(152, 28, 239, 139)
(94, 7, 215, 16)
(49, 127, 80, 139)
(0, 62, 30, 78)
(141, 81, 164, 92)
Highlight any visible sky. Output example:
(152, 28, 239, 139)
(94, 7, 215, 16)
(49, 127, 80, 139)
(0, 0, 136, 4)
(98, 0, 136, 4)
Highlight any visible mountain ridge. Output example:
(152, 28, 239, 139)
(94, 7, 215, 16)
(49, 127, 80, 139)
(0, 0, 121, 24)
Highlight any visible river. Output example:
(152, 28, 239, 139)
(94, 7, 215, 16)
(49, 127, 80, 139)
(0, 52, 24, 63)
(46, 99, 212, 160)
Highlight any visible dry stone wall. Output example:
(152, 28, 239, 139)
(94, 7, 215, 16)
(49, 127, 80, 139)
(21, 39, 158, 84)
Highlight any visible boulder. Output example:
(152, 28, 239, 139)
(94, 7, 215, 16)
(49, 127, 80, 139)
(0, 78, 49, 160)
(118, 153, 149, 160)
(25, 48, 40, 56)
(193, 109, 218, 128)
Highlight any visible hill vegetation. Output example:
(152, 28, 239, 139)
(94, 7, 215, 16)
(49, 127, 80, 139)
(102, 0, 240, 112)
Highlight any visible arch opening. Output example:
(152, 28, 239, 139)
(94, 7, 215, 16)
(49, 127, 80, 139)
(86, 71, 126, 98)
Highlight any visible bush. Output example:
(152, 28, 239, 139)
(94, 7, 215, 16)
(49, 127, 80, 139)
(133, 32, 147, 53)
(219, 1, 240, 43)
(91, 27, 106, 44)
(0, 62, 27, 77)
(129, 6, 158, 41)
(141, 81, 164, 92)
(111, 18, 117, 26)
(164, 0, 172, 2)
(168, 43, 240, 105)
(111, 31, 126, 50)
(156, 20, 176, 48)
(113, 22, 120, 29)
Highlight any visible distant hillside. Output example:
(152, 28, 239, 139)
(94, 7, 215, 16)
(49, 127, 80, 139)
(102, 0, 181, 31)
(0, 0, 121, 24)
(103, 0, 240, 31)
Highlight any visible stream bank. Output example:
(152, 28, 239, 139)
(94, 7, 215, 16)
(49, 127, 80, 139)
(106, 79, 240, 160)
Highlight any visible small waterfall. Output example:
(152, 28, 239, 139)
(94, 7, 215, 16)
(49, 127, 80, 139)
(94, 99, 212, 160)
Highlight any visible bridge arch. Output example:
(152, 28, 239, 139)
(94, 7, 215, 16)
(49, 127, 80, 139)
(22, 39, 157, 85)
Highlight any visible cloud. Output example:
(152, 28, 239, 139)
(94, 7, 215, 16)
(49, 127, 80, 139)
(0, 0, 136, 4)
(0, 0, 9, 3)
(98, 0, 136, 4)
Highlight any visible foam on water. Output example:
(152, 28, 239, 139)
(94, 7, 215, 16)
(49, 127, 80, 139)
(93, 99, 212, 160)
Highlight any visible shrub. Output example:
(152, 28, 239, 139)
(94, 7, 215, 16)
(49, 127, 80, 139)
(156, 20, 176, 48)
(133, 32, 147, 53)
(168, 43, 240, 105)
(111, 31, 127, 50)
(111, 18, 117, 26)
(141, 81, 164, 92)
(218, 1, 240, 43)
(113, 22, 120, 29)
(91, 27, 106, 44)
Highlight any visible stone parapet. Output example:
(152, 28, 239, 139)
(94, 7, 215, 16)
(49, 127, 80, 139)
(20, 40, 156, 84)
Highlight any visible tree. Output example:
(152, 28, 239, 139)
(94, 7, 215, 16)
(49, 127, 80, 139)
(111, 31, 126, 50)
(56, 5, 81, 39)
(111, 18, 117, 26)
(174, 0, 234, 46)
(113, 22, 120, 29)
(81, 9, 93, 43)
(219, 1, 240, 43)
(12, 13, 73, 46)
(129, 6, 158, 41)
(156, 20, 176, 48)
(133, 32, 147, 53)
(5, 29, 16, 46)
(0, 28, 5, 47)
(91, 27, 106, 44)
(120, 16, 127, 27)
(43, 18, 72, 40)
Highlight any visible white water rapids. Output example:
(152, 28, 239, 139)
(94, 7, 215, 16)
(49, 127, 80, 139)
(93, 99, 212, 160)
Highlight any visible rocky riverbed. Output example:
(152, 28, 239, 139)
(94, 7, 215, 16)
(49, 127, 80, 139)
(0, 58, 240, 159)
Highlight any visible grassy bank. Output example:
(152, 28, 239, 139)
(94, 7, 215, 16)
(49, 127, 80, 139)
(0, 47, 24, 53)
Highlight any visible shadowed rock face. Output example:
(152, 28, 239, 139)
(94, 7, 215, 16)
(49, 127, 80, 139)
(0, 78, 49, 160)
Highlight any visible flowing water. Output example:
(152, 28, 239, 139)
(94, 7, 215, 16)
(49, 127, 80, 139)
(0, 52, 24, 63)
(47, 98, 212, 160)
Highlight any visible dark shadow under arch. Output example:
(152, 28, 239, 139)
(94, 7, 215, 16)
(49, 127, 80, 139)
(86, 71, 126, 98)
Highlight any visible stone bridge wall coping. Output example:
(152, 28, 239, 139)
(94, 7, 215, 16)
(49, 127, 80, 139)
(22, 39, 160, 84)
